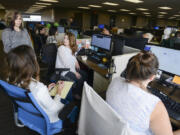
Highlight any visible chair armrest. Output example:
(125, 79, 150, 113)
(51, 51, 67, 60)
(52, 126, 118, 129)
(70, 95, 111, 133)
(55, 68, 70, 76)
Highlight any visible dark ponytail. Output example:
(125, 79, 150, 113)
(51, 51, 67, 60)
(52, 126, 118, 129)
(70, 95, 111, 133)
(125, 51, 159, 81)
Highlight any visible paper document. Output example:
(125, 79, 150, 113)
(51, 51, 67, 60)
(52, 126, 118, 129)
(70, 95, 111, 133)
(50, 81, 73, 99)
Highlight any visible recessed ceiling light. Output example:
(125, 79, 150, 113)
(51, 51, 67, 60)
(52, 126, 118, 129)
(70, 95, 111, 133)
(129, 12, 136, 15)
(136, 8, 148, 11)
(159, 12, 167, 14)
(124, 0, 144, 4)
(159, 6, 172, 10)
(39, 0, 58, 3)
(88, 5, 102, 8)
(103, 2, 119, 6)
(158, 14, 164, 16)
(107, 10, 117, 12)
(120, 9, 130, 12)
(36, 2, 52, 5)
(78, 6, 90, 9)
(143, 12, 150, 14)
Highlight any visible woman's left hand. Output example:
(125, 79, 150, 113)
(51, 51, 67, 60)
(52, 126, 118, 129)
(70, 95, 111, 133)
(48, 83, 56, 91)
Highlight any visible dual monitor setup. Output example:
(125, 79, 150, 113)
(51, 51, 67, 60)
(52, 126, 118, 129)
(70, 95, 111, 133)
(145, 45, 180, 84)
(90, 34, 180, 83)
(57, 26, 78, 38)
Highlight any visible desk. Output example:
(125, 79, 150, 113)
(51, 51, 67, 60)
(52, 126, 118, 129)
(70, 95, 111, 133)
(149, 80, 180, 127)
(77, 56, 110, 93)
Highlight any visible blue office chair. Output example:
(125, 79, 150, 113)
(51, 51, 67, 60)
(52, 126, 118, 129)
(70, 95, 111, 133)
(0, 80, 63, 135)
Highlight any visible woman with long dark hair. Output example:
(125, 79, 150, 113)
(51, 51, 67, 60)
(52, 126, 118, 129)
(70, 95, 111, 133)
(4, 45, 65, 123)
(2, 11, 32, 53)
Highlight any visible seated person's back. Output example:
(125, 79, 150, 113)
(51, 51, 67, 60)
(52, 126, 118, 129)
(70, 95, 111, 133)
(106, 51, 180, 135)
(106, 77, 159, 135)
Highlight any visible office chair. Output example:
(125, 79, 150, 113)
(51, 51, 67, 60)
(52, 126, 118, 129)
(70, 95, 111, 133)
(41, 43, 71, 83)
(78, 82, 136, 135)
(174, 43, 180, 50)
(0, 80, 63, 135)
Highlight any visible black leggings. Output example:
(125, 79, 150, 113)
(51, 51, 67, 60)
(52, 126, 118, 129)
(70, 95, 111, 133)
(65, 70, 87, 96)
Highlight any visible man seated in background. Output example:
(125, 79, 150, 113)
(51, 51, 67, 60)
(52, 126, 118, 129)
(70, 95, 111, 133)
(142, 33, 153, 43)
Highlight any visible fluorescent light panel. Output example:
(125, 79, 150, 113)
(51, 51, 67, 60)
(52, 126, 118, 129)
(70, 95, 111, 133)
(143, 12, 150, 14)
(124, 0, 144, 4)
(88, 5, 102, 8)
(78, 6, 90, 9)
(129, 12, 136, 15)
(173, 15, 180, 17)
(159, 6, 172, 10)
(32, 5, 47, 7)
(136, 8, 148, 11)
(39, 0, 58, 3)
(169, 17, 176, 19)
(120, 9, 130, 12)
(107, 10, 117, 12)
(36, 2, 52, 5)
(103, 2, 119, 6)
(159, 12, 167, 14)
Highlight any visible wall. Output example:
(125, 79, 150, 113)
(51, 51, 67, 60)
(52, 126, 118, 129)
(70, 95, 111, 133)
(98, 13, 110, 25)
(42, 7, 179, 29)
(0, 9, 6, 20)
(82, 13, 90, 30)
(116, 15, 132, 28)
(41, 8, 54, 22)
(156, 19, 178, 27)
(136, 16, 149, 28)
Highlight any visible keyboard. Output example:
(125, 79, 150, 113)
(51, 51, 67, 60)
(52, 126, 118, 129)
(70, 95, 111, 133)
(148, 86, 180, 121)
(88, 55, 101, 64)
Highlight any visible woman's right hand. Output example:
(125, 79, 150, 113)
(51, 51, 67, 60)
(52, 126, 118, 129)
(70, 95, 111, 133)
(57, 81, 64, 95)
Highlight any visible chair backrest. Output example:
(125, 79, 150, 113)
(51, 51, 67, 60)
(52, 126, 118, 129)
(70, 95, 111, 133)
(174, 43, 180, 50)
(112, 52, 138, 80)
(41, 43, 57, 65)
(78, 82, 136, 135)
(0, 80, 62, 135)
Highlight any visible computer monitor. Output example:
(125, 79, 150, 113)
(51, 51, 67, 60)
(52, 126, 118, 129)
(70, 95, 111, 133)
(125, 37, 148, 50)
(91, 34, 112, 51)
(111, 35, 125, 56)
(58, 26, 65, 33)
(154, 26, 159, 30)
(69, 29, 78, 38)
(98, 24, 104, 29)
(146, 45, 180, 76)
(41, 21, 45, 25)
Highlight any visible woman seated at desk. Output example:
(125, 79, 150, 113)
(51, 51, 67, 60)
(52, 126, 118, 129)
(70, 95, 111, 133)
(55, 32, 87, 99)
(4, 45, 65, 123)
(106, 51, 180, 135)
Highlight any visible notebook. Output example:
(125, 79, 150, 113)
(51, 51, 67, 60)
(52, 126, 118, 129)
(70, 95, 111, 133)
(49, 81, 74, 99)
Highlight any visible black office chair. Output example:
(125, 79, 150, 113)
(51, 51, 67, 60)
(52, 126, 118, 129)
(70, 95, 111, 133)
(174, 43, 180, 50)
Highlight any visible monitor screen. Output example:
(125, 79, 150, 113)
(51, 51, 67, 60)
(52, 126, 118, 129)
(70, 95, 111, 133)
(146, 45, 180, 76)
(58, 26, 65, 33)
(41, 21, 45, 25)
(69, 29, 78, 38)
(154, 26, 159, 30)
(98, 24, 104, 29)
(91, 34, 111, 51)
